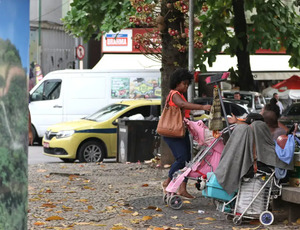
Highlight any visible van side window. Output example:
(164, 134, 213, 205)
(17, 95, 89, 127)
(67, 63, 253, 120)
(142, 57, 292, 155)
(31, 80, 62, 101)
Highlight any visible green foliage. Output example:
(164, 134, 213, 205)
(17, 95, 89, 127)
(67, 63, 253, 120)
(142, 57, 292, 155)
(63, 0, 135, 42)
(63, 0, 300, 89)
(195, 0, 300, 71)
(0, 38, 27, 228)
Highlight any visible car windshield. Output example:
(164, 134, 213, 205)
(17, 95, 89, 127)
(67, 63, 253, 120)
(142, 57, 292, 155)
(84, 104, 129, 122)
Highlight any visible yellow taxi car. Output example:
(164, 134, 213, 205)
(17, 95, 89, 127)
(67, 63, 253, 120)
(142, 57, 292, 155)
(42, 99, 161, 163)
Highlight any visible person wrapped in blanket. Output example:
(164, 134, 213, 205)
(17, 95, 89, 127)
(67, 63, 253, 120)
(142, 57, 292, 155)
(215, 108, 295, 195)
(161, 68, 211, 199)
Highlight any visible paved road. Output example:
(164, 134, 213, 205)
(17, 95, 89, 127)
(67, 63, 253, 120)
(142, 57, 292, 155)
(28, 146, 62, 164)
(28, 146, 117, 164)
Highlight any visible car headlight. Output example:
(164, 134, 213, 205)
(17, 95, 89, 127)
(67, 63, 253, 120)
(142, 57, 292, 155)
(56, 130, 75, 139)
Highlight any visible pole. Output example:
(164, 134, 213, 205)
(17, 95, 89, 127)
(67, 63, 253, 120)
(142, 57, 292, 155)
(188, 0, 194, 103)
(188, 0, 195, 155)
(38, 0, 42, 64)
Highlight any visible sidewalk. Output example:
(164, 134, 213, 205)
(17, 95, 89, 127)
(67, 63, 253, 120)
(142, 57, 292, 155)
(28, 162, 298, 229)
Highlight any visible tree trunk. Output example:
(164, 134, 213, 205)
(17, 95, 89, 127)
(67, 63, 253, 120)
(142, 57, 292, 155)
(160, 0, 188, 166)
(232, 0, 254, 91)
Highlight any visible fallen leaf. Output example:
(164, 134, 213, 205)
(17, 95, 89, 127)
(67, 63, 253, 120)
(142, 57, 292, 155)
(84, 186, 96, 190)
(153, 228, 164, 230)
(34, 222, 45, 226)
(111, 223, 127, 229)
(171, 216, 178, 219)
(184, 210, 197, 214)
(183, 200, 191, 204)
(121, 209, 133, 214)
(204, 217, 216, 221)
(152, 214, 163, 217)
(62, 205, 72, 211)
(164, 164, 171, 168)
(45, 189, 53, 193)
(87, 205, 94, 210)
(45, 208, 53, 212)
(41, 203, 56, 208)
(77, 199, 88, 203)
(155, 207, 162, 212)
(37, 169, 47, 173)
(130, 219, 141, 224)
(198, 222, 210, 225)
(45, 215, 65, 221)
(45, 180, 60, 183)
(176, 223, 183, 227)
(142, 216, 153, 221)
(142, 184, 149, 187)
(132, 212, 139, 216)
(146, 206, 156, 209)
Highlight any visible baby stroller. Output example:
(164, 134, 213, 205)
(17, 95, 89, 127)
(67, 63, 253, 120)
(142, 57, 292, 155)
(163, 118, 234, 209)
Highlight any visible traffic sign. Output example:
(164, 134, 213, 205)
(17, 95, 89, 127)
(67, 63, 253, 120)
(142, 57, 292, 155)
(76, 45, 85, 60)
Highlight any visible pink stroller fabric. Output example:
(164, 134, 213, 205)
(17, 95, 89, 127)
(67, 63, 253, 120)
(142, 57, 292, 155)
(184, 119, 224, 174)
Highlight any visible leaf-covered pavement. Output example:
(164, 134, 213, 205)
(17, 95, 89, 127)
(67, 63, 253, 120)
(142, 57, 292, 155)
(28, 162, 300, 230)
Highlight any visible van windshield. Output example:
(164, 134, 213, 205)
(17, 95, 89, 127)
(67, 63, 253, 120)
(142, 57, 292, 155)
(84, 104, 129, 122)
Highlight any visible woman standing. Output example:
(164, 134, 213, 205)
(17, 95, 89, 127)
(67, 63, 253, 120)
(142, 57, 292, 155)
(162, 68, 211, 199)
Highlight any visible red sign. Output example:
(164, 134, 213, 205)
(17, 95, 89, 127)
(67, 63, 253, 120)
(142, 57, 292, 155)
(106, 33, 128, 46)
(76, 45, 85, 60)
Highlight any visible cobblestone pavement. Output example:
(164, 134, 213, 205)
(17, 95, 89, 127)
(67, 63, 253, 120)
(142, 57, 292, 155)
(28, 162, 299, 230)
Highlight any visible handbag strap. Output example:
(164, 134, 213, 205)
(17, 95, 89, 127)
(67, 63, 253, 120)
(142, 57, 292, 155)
(164, 90, 185, 118)
(165, 90, 178, 108)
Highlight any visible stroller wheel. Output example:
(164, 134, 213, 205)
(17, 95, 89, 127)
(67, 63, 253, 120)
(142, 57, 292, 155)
(233, 216, 242, 225)
(168, 195, 183, 210)
(259, 211, 274, 226)
(163, 193, 169, 205)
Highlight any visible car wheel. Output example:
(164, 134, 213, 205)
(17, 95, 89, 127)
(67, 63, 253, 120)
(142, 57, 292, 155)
(78, 140, 105, 163)
(60, 158, 76, 163)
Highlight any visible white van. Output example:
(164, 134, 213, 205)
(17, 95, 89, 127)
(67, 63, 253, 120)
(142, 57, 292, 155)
(29, 69, 161, 141)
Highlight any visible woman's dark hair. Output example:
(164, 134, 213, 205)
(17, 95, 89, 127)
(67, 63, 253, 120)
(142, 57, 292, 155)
(265, 102, 280, 118)
(169, 68, 193, 89)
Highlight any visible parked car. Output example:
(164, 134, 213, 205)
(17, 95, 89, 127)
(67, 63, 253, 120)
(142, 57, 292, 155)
(42, 99, 161, 163)
(222, 90, 266, 113)
(279, 103, 300, 136)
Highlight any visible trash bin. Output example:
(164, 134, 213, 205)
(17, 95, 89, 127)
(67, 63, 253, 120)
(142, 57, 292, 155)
(117, 119, 160, 163)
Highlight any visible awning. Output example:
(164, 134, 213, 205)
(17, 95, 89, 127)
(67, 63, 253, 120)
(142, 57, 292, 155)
(93, 54, 161, 70)
(205, 55, 300, 80)
(93, 54, 300, 80)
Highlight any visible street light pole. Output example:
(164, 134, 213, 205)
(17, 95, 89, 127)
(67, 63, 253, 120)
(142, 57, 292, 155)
(38, 0, 42, 64)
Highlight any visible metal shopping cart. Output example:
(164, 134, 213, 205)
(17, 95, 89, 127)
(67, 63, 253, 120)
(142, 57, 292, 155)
(207, 169, 282, 226)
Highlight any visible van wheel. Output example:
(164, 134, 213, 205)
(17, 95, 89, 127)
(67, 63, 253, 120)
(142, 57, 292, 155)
(31, 125, 40, 145)
(78, 140, 105, 163)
